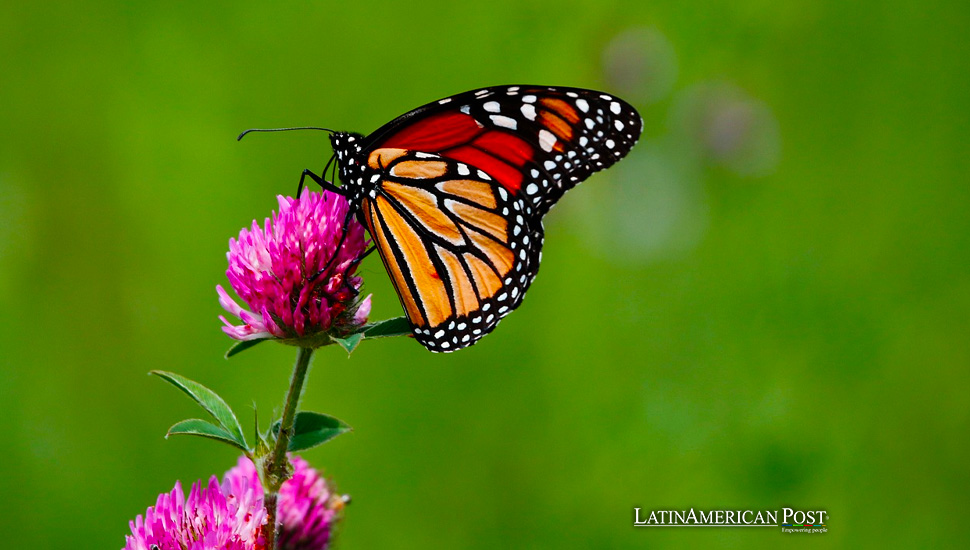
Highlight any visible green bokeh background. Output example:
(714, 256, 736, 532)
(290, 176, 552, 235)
(1, 1, 967, 548)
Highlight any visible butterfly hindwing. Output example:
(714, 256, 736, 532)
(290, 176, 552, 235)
(358, 148, 542, 352)
(367, 85, 643, 217)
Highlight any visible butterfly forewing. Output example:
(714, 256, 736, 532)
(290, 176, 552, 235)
(359, 149, 541, 352)
(368, 85, 643, 217)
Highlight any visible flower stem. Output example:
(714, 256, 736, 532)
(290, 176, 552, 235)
(265, 346, 314, 550)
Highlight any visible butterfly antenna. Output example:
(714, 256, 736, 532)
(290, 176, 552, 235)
(237, 126, 336, 141)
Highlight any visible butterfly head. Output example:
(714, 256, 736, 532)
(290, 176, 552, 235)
(329, 131, 367, 197)
(330, 132, 365, 169)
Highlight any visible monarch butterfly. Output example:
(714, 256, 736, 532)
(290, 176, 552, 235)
(250, 85, 641, 352)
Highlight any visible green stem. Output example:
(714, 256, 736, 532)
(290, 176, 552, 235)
(264, 346, 314, 550)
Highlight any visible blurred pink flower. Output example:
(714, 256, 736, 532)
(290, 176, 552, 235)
(218, 189, 371, 345)
(227, 456, 343, 550)
(123, 456, 344, 550)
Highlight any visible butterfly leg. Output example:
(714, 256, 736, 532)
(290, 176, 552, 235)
(339, 246, 377, 297)
(351, 245, 377, 267)
(298, 168, 344, 197)
(308, 209, 356, 283)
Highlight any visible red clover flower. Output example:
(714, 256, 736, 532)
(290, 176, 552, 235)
(123, 456, 344, 550)
(217, 189, 371, 347)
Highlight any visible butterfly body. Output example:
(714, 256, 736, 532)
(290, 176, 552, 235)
(326, 85, 642, 352)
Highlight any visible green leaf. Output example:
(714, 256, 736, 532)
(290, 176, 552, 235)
(225, 338, 270, 358)
(271, 411, 352, 452)
(332, 332, 363, 354)
(150, 371, 248, 450)
(166, 419, 249, 452)
(361, 316, 412, 339)
(253, 405, 270, 459)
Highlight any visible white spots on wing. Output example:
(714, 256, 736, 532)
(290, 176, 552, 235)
(576, 98, 589, 113)
(415, 152, 437, 158)
(525, 183, 539, 195)
(439, 97, 452, 104)
(600, 94, 613, 100)
(538, 129, 557, 152)
(483, 101, 501, 113)
(610, 101, 622, 114)
(491, 114, 517, 130)
(566, 92, 578, 98)
(457, 163, 470, 176)
(498, 187, 508, 200)
(606, 139, 616, 149)
(543, 160, 556, 171)
(615, 120, 625, 131)
(584, 118, 595, 130)
(579, 136, 588, 146)
(521, 103, 536, 120)
(477, 169, 491, 181)
(523, 94, 537, 103)
(530, 169, 539, 178)
(460, 105, 471, 114)
(370, 174, 381, 182)
(475, 89, 490, 97)
(434, 329, 445, 338)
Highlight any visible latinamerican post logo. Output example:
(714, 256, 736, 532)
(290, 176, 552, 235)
(633, 508, 828, 534)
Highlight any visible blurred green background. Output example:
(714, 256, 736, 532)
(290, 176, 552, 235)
(1, 1, 967, 548)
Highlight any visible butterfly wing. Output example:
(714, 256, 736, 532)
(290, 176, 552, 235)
(358, 147, 541, 352)
(364, 85, 643, 217)
(352, 85, 640, 351)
